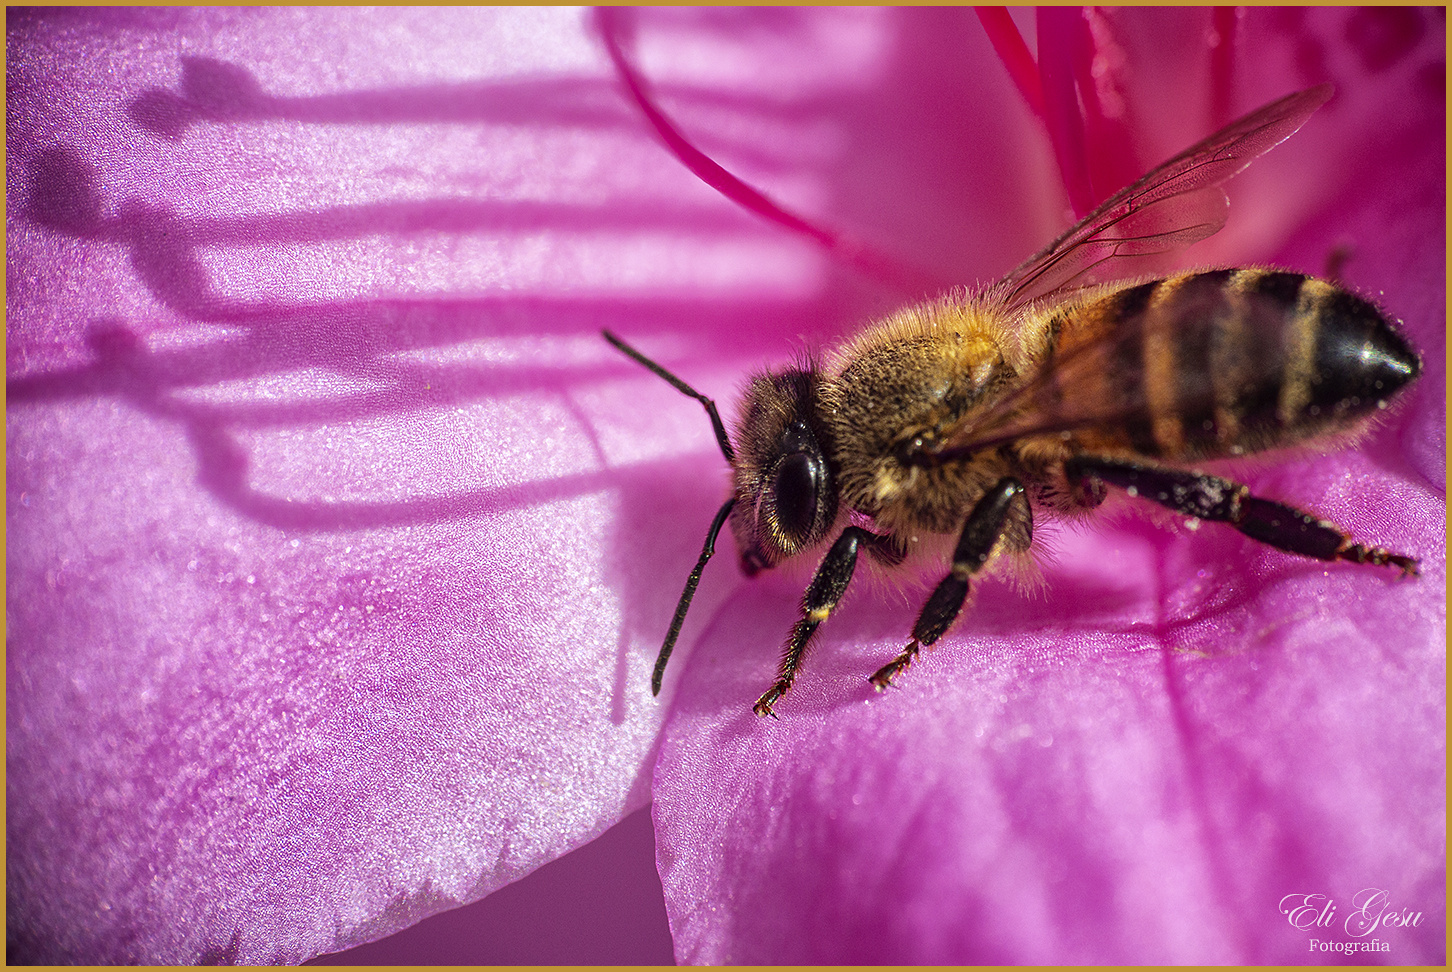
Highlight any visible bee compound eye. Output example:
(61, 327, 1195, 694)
(772, 450, 823, 542)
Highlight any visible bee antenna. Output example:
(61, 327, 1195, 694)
(652, 496, 736, 696)
(602, 330, 735, 463)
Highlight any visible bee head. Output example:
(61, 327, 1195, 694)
(601, 331, 842, 695)
(730, 367, 839, 575)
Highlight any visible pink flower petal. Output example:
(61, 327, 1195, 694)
(652, 7, 1445, 964)
(6, 8, 686, 963)
(4, 6, 879, 962)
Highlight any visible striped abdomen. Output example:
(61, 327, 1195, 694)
(1045, 268, 1421, 461)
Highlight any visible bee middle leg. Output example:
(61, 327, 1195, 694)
(870, 477, 1030, 691)
(754, 526, 891, 718)
(1065, 456, 1419, 575)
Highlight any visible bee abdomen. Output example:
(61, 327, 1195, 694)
(1293, 281, 1422, 417)
(1084, 268, 1420, 459)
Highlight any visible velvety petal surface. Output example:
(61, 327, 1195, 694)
(5, 8, 666, 964)
(652, 7, 1445, 965)
(3, 6, 952, 963)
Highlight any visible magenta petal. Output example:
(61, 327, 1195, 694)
(657, 517, 1444, 963)
(652, 8, 1445, 966)
(1036, 6, 1095, 217)
(7, 9, 697, 963)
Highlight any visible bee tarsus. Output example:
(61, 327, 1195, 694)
(868, 648, 918, 691)
(1066, 457, 1420, 576)
(753, 525, 886, 718)
(871, 476, 1029, 691)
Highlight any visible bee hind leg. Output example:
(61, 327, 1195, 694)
(1065, 456, 1419, 576)
(754, 526, 890, 718)
(870, 477, 1030, 691)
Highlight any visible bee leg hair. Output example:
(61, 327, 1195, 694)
(870, 477, 1029, 690)
(1065, 456, 1418, 576)
(754, 526, 890, 718)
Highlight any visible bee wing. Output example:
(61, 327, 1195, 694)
(939, 280, 1291, 456)
(935, 313, 1164, 454)
(994, 83, 1333, 312)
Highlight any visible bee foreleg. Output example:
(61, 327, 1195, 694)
(870, 477, 1029, 691)
(1065, 456, 1419, 576)
(754, 526, 885, 718)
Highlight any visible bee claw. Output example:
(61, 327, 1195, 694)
(868, 666, 903, 693)
(869, 639, 921, 693)
(1383, 552, 1420, 578)
(753, 685, 786, 718)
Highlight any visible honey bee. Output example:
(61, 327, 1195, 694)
(605, 83, 1421, 718)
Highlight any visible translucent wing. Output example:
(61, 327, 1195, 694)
(939, 279, 1295, 460)
(931, 310, 1162, 458)
(994, 84, 1333, 312)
